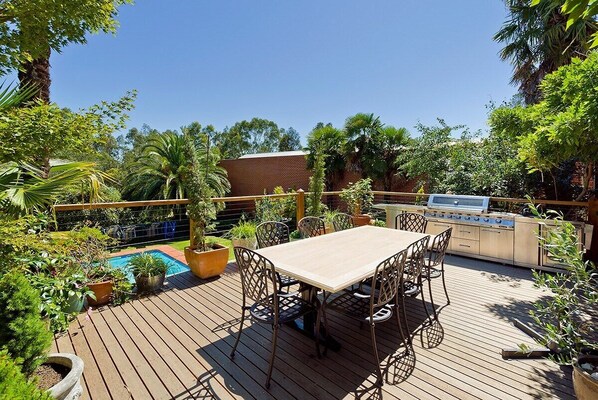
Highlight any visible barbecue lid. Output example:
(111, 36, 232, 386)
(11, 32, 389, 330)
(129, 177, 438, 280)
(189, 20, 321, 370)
(427, 194, 490, 213)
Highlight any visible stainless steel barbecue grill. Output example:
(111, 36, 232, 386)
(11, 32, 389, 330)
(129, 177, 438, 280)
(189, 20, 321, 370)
(424, 194, 515, 229)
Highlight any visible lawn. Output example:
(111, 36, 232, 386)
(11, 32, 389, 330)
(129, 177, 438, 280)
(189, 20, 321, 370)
(165, 236, 234, 260)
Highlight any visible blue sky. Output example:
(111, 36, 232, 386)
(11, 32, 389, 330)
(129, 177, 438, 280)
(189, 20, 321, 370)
(49, 1, 515, 141)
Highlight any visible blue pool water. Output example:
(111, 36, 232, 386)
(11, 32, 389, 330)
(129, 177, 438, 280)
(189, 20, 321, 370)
(108, 250, 190, 283)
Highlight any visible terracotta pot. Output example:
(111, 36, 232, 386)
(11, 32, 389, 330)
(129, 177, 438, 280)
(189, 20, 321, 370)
(86, 281, 113, 307)
(46, 353, 84, 400)
(574, 355, 598, 400)
(135, 272, 166, 293)
(184, 244, 229, 279)
(232, 238, 256, 249)
(352, 214, 371, 226)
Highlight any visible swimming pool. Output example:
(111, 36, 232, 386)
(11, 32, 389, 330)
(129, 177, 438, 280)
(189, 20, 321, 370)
(108, 250, 190, 283)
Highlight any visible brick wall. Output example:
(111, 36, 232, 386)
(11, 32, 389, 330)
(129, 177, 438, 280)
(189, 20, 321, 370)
(219, 154, 419, 196)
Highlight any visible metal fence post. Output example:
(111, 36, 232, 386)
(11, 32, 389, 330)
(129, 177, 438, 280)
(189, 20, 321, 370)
(296, 189, 305, 222)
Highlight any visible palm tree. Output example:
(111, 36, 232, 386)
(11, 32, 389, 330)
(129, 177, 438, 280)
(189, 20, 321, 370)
(494, 0, 596, 104)
(0, 161, 108, 216)
(123, 131, 230, 201)
(305, 124, 347, 190)
(343, 113, 384, 177)
(377, 126, 410, 191)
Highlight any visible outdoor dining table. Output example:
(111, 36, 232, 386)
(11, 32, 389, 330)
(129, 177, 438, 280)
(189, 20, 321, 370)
(254, 225, 431, 351)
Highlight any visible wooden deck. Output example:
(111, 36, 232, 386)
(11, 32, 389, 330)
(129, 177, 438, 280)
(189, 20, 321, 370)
(52, 245, 575, 399)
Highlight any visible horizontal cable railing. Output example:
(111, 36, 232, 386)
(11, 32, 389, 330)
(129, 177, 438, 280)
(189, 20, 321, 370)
(52, 190, 592, 250)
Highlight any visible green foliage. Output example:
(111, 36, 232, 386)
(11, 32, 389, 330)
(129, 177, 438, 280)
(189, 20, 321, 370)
(527, 203, 598, 364)
(28, 272, 92, 333)
(494, 0, 595, 104)
(307, 151, 326, 216)
(489, 52, 598, 200)
(343, 113, 383, 174)
(305, 124, 347, 190)
(128, 252, 170, 278)
(534, 0, 598, 47)
(255, 187, 296, 222)
(0, 271, 52, 376)
(339, 179, 373, 216)
(124, 130, 229, 201)
(228, 220, 257, 240)
(0, 0, 133, 75)
(373, 219, 386, 227)
(0, 161, 111, 216)
(0, 94, 135, 166)
(279, 127, 302, 151)
(0, 350, 52, 400)
(183, 133, 220, 252)
(215, 118, 282, 159)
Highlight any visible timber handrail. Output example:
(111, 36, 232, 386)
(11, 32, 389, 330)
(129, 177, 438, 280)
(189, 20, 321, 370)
(53, 192, 299, 211)
(53, 190, 589, 212)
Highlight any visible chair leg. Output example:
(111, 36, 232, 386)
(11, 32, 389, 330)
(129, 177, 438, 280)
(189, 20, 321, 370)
(419, 283, 432, 323)
(441, 262, 450, 305)
(230, 308, 246, 358)
(370, 322, 384, 386)
(394, 300, 409, 349)
(265, 324, 280, 389)
(427, 277, 438, 321)
(400, 294, 412, 346)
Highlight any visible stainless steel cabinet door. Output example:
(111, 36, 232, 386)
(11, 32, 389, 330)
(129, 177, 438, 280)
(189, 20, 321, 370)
(479, 228, 514, 263)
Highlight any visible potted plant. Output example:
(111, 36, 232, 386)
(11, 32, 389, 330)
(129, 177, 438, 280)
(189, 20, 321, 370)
(322, 210, 339, 233)
(228, 219, 257, 249)
(523, 204, 598, 399)
(339, 178, 374, 226)
(182, 133, 229, 279)
(0, 271, 84, 400)
(128, 252, 170, 293)
(85, 263, 115, 307)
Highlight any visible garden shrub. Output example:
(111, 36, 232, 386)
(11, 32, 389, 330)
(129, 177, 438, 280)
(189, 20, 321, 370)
(0, 271, 52, 376)
(0, 350, 52, 400)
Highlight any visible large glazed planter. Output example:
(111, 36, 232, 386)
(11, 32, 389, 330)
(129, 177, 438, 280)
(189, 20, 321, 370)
(573, 355, 598, 400)
(184, 244, 229, 279)
(86, 281, 113, 307)
(64, 293, 83, 314)
(352, 214, 371, 226)
(135, 272, 166, 293)
(231, 238, 256, 250)
(46, 353, 84, 400)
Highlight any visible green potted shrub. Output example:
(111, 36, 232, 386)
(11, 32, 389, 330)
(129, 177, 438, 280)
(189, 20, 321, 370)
(524, 204, 597, 399)
(128, 252, 170, 293)
(228, 220, 257, 249)
(0, 270, 84, 399)
(322, 210, 339, 233)
(339, 178, 374, 226)
(182, 133, 229, 279)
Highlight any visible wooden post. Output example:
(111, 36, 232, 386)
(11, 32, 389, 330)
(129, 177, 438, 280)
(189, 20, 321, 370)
(587, 196, 598, 263)
(296, 189, 305, 223)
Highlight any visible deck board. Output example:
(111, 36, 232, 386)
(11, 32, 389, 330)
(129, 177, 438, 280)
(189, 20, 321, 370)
(59, 246, 574, 399)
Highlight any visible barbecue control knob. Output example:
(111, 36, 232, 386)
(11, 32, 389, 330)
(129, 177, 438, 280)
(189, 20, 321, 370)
(446, 214, 452, 218)
(496, 218, 502, 223)
(474, 217, 479, 221)
(483, 218, 490, 222)
(455, 215, 461, 219)
(464, 216, 471, 220)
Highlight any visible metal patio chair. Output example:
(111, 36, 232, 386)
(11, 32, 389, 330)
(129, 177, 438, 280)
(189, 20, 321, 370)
(332, 212, 354, 232)
(255, 221, 299, 290)
(298, 216, 326, 238)
(323, 248, 410, 386)
(424, 227, 453, 313)
(231, 247, 315, 388)
(399, 235, 432, 343)
(395, 212, 428, 233)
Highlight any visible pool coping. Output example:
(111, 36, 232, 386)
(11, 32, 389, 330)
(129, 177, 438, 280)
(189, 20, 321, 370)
(110, 245, 188, 265)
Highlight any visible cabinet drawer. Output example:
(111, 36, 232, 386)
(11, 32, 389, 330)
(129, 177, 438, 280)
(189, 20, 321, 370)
(426, 222, 453, 235)
(451, 238, 479, 254)
(453, 225, 479, 240)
